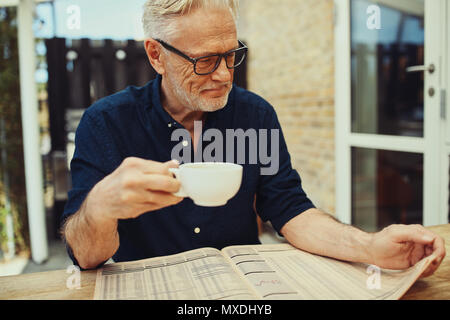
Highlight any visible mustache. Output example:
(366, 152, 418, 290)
(200, 83, 232, 91)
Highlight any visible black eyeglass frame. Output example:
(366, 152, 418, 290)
(155, 39, 248, 75)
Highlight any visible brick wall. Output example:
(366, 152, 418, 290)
(239, 0, 336, 215)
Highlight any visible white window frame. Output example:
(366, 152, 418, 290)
(441, 0, 450, 223)
(334, 0, 449, 227)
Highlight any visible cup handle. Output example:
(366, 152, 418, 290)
(168, 168, 188, 197)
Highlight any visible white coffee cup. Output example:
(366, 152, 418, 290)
(169, 162, 243, 207)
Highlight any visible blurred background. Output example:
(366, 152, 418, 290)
(0, 0, 448, 276)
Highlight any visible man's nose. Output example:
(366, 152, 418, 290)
(211, 56, 232, 82)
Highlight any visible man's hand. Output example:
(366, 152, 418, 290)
(88, 157, 184, 221)
(63, 157, 183, 269)
(369, 224, 446, 277)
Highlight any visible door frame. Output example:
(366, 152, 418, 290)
(441, 0, 450, 224)
(334, 0, 449, 227)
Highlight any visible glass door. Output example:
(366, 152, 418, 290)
(335, 0, 448, 231)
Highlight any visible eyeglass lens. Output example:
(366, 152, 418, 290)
(195, 49, 246, 75)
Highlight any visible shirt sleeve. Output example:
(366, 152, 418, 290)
(61, 111, 114, 268)
(255, 102, 316, 235)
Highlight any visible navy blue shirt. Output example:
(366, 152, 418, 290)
(62, 75, 315, 266)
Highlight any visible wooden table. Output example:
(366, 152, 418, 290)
(0, 224, 449, 300)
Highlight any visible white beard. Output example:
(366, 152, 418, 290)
(166, 72, 231, 112)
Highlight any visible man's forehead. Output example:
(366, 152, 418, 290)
(170, 7, 237, 55)
(184, 37, 238, 57)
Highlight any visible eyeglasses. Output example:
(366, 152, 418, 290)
(155, 39, 248, 76)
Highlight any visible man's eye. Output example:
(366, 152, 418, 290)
(198, 57, 215, 64)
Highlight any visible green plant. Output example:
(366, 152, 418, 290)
(0, 206, 8, 252)
(0, 203, 27, 257)
(0, 6, 30, 256)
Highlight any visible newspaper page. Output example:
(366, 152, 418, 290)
(94, 247, 255, 300)
(222, 243, 433, 300)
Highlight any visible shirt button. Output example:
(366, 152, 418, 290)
(194, 227, 200, 234)
(182, 140, 189, 147)
(168, 123, 172, 128)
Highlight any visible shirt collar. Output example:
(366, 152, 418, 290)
(149, 74, 176, 127)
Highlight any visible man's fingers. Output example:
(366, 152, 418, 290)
(391, 226, 436, 245)
(139, 173, 182, 193)
(420, 254, 444, 278)
(425, 245, 433, 256)
(122, 157, 179, 176)
(409, 225, 446, 262)
(147, 159, 180, 176)
(141, 190, 184, 207)
(432, 235, 446, 261)
(410, 244, 425, 266)
(421, 266, 436, 278)
(393, 225, 446, 260)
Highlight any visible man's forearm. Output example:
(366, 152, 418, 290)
(281, 208, 373, 264)
(62, 186, 120, 269)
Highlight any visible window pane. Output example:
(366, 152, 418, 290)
(351, 0, 424, 137)
(0, 6, 29, 257)
(352, 147, 423, 232)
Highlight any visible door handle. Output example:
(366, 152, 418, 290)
(406, 64, 435, 74)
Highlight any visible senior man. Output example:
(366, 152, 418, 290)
(61, 0, 445, 276)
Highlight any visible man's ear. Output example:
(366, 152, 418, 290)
(144, 39, 166, 75)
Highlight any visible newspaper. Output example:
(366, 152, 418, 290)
(93, 243, 433, 300)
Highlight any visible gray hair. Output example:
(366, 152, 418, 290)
(142, 0, 239, 40)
